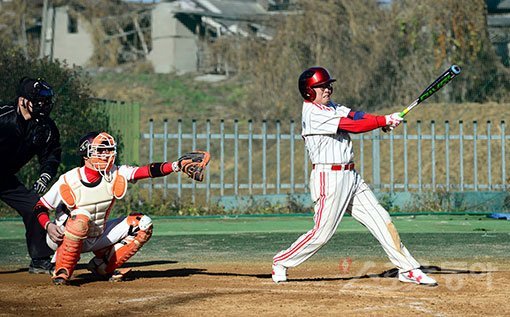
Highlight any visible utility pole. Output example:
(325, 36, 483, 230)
(21, 4, 28, 58)
(38, 0, 48, 58)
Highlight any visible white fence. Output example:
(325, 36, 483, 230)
(140, 119, 509, 205)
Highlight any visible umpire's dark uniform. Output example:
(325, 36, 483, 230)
(0, 101, 61, 261)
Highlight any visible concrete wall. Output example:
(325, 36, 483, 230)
(148, 2, 198, 74)
(52, 6, 94, 66)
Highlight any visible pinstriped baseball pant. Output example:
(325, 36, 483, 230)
(273, 165, 420, 271)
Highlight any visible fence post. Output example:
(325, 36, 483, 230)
(206, 119, 211, 204)
(149, 118, 154, 201)
(431, 120, 436, 191)
(276, 120, 281, 194)
(459, 120, 464, 191)
(163, 119, 168, 199)
(262, 120, 267, 195)
(234, 119, 239, 195)
(290, 120, 295, 194)
(304, 134, 309, 191)
(403, 121, 408, 191)
(372, 129, 381, 190)
(220, 119, 225, 197)
(177, 119, 182, 200)
(473, 120, 478, 191)
(445, 120, 450, 191)
(389, 129, 394, 193)
(417, 120, 422, 191)
(359, 133, 364, 177)
(502, 120, 506, 190)
(192, 120, 197, 204)
(248, 120, 253, 195)
(487, 120, 492, 190)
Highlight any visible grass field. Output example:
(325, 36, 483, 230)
(1, 213, 509, 268)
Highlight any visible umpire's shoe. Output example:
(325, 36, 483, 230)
(398, 268, 438, 286)
(29, 257, 55, 275)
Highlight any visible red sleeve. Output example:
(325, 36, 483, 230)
(34, 200, 50, 230)
(338, 115, 387, 133)
(132, 162, 174, 180)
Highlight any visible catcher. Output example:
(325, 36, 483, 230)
(33, 131, 210, 285)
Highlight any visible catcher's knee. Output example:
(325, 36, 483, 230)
(129, 213, 153, 245)
(66, 209, 91, 240)
(126, 213, 153, 233)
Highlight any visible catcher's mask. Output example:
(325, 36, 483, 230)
(298, 67, 336, 101)
(17, 77, 54, 118)
(79, 132, 117, 175)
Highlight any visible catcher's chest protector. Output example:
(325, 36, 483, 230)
(59, 167, 127, 237)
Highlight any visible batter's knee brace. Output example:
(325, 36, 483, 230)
(54, 209, 91, 281)
(90, 213, 153, 276)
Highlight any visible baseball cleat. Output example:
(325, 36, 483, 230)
(272, 264, 287, 283)
(398, 268, 438, 286)
(28, 257, 55, 275)
(108, 268, 132, 282)
(52, 269, 70, 286)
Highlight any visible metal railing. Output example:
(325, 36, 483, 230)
(140, 119, 509, 204)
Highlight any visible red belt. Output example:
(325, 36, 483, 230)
(312, 163, 355, 171)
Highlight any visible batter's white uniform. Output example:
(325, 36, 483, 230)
(273, 101, 421, 271)
(40, 164, 141, 254)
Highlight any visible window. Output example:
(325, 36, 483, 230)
(68, 14, 78, 33)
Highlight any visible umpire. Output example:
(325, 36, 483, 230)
(0, 77, 61, 274)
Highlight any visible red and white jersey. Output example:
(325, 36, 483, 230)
(301, 101, 354, 164)
(40, 164, 139, 236)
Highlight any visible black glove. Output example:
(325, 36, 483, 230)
(33, 173, 52, 194)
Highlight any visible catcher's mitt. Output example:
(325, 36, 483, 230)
(178, 151, 211, 181)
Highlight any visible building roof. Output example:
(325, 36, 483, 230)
(487, 0, 510, 13)
(172, 0, 279, 39)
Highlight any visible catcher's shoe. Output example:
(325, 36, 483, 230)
(108, 268, 132, 282)
(398, 268, 438, 286)
(88, 259, 131, 282)
(272, 264, 287, 283)
(52, 269, 70, 286)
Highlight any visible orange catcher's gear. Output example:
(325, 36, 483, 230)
(52, 209, 91, 284)
(88, 213, 153, 278)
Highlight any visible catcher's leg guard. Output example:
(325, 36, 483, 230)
(88, 214, 152, 280)
(53, 209, 90, 285)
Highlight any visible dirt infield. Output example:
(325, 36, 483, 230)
(0, 259, 508, 316)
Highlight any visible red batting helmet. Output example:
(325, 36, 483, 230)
(298, 67, 336, 101)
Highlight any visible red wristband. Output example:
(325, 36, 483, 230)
(37, 212, 51, 230)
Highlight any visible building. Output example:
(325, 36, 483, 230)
(40, 0, 291, 73)
(487, 0, 510, 66)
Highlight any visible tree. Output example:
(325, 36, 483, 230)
(229, 0, 509, 119)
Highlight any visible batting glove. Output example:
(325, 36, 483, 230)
(385, 112, 403, 129)
(33, 173, 52, 194)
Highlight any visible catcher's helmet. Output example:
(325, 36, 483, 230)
(298, 67, 336, 101)
(78, 131, 117, 174)
(78, 131, 100, 158)
(17, 77, 54, 118)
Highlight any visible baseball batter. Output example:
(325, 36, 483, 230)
(272, 67, 437, 286)
(34, 131, 210, 285)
